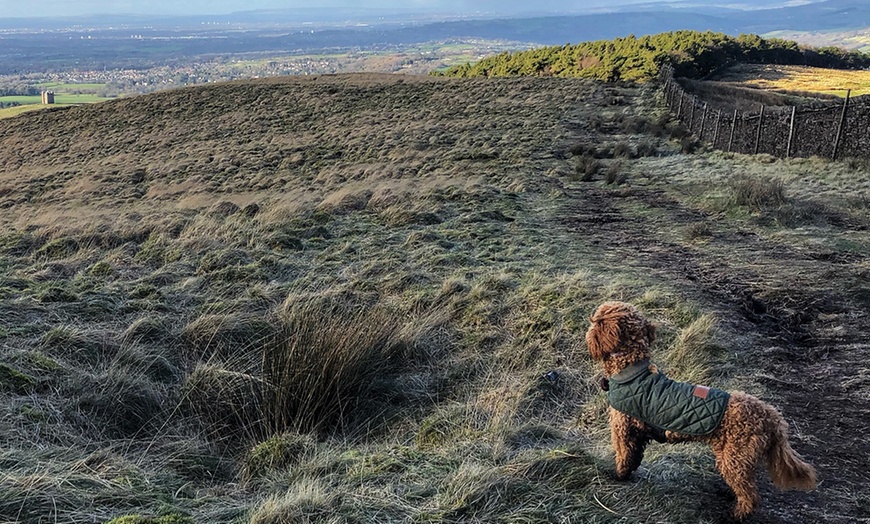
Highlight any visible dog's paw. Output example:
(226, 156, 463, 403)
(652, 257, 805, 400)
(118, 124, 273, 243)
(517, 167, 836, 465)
(597, 376, 610, 391)
(610, 469, 632, 482)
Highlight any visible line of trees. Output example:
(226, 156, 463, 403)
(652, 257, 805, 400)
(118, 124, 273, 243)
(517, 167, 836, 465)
(0, 85, 41, 96)
(436, 31, 870, 82)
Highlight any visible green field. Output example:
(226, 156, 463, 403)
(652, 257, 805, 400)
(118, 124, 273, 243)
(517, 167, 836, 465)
(0, 93, 115, 119)
(0, 94, 112, 105)
(0, 104, 77, 118)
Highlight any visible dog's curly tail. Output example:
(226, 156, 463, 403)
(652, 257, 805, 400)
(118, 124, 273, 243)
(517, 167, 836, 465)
(764, 408, 817, 491)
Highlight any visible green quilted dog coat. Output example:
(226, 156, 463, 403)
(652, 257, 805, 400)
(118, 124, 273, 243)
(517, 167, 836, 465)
(607, 359, 730, 436)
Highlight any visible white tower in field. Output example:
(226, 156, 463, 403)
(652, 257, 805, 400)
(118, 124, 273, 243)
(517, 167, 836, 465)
(41, 91, 55, 104)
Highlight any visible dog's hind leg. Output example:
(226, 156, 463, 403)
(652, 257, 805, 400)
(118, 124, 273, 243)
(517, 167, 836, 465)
(712, 437, 763, 521)
(609, 408, 649, 480)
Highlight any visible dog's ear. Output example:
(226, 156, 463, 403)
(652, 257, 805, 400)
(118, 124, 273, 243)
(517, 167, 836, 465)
(586, 322, 617, 361)
(586, 303, 623, 360)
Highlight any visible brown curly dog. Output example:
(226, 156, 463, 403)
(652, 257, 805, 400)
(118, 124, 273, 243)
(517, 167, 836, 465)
(586, 301, 816, 520)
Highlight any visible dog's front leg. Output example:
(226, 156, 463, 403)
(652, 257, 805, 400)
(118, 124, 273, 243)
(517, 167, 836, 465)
(609, 407, 649, 480)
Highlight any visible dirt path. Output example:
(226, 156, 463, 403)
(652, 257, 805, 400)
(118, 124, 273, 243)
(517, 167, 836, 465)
(559, 183, 870, 523)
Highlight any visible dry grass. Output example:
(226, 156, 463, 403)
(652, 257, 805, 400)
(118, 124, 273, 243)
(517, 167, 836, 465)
(714, 63, 870, 98)
(0, 74, 865, 524)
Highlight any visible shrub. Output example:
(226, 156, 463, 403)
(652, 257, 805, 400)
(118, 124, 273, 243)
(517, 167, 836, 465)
(680, 136, 701, 154)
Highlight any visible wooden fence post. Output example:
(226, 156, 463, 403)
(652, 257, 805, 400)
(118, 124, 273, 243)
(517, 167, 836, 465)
(728, 109, 738, 152)
(688, 96, 696, 131)
(699, 103, 708, 141)
(713, 109, 722, 149)
(754, 105, 765, 155)
(786, 106, 797, 158)
(832, 89, 851, 161)
(677, 90, 684, 119)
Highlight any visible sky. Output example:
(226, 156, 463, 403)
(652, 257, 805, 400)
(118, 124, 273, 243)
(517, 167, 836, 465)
(0, 0, 657, 18)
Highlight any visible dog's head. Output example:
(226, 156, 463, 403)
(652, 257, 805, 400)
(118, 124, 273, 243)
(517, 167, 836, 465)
(585, 301, 656, 362)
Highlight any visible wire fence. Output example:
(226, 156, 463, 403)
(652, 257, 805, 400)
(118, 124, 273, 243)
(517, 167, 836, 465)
(661, 66, 870, 160)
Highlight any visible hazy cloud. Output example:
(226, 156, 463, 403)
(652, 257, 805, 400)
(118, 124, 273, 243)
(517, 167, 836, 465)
(3, 0, 653, 18)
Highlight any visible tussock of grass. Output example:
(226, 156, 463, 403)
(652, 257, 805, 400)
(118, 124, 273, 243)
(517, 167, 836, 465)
(40, 325, 111, 365)
(262, 295, 407, 435)
(684, 221, 713, 241)
(182, 364, 264, 442)
(181, 313, 276, 363)
(573, 154, 602, 182)
(416, 404, 484, 449)
(0, 448, 164, 524)
(662, 314, 719, 384)
(243, 433, 317, 483)
(248, 478, 340, 524)
(122, 316, 173, 344)
(730, 175, 788, 209)
(76, 370, 169, 438)
(0, 362, 38, 393)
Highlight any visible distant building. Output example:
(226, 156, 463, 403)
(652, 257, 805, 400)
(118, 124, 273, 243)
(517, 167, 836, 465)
(41, 91, 55, 104)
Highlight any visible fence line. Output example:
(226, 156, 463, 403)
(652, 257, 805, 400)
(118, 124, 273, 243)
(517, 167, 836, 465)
(660, 66, 870, 160)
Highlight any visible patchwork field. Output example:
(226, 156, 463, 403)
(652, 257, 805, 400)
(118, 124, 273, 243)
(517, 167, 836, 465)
(0, 73, 867, 523)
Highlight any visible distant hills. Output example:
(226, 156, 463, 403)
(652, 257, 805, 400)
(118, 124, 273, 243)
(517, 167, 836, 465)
(2, 0, 870, 74)
(3, 0, 870, 41)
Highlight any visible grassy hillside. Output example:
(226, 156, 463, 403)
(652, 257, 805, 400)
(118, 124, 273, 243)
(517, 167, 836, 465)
(0, 74, 868, 523)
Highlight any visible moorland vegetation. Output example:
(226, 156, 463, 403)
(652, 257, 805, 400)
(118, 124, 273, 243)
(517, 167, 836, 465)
(0, 41, 868, 524)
